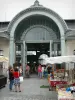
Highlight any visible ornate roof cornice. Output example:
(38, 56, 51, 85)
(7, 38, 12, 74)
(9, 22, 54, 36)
(31, 0, 43, 7)
(65, 29, 75, 40)
(7, 0, 68, 33)
(0, 31, 9, 39)
(0, 26, 10, 39)
(0, 28, 7, 33)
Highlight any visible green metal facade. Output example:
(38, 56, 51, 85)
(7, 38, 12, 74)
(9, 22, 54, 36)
(6, 1, 69, 76)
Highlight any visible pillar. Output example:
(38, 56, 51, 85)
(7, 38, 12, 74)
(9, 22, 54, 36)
(25, 43, 27, 66)
(21, 43, 23, 64)
(9, 37, 15, 66)
(23, 41, 25, 77)
(61, 36, 66, 56)
(61, 35, 66, 76)
(54, 43, 57, 56)
(50, 40, 53, 57)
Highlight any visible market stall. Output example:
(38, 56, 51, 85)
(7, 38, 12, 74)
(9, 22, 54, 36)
(42, 55, 75, 91)
(0, 56, 9, 88)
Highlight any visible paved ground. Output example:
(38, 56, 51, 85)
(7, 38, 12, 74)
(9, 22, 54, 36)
(0, 75, 58, 100)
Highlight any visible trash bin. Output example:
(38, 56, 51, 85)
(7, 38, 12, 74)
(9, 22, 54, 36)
(0, 75, 7, 88)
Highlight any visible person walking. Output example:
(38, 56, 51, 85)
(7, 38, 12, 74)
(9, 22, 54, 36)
(38, 64, 42, 79)
(25, 64, 30, 77)
(19, 65, 23, 76)
(9, 68, 14, 91)
(47, 65, 51, 82)
(13, 68, 21, 92)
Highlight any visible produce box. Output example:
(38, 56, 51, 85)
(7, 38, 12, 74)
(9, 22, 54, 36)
(56, 84, 68, 92)
(58, 89, 74, 100)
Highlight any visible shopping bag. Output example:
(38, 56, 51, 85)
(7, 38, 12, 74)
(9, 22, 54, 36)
(19, 76, 23, 82)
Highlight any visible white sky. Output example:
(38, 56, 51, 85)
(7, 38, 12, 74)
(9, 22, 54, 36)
(0, 0, 75, 22)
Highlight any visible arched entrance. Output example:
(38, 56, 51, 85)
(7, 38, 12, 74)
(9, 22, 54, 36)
(7, 1, 68, 76)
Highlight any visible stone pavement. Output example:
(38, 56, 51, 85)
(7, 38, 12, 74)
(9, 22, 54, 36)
(0, 76, 58, 100)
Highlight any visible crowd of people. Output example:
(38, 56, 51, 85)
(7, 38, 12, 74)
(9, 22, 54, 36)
(37, 64, 54, 79)
(8, 63, 31, 92)
(7, 62, 53, 92)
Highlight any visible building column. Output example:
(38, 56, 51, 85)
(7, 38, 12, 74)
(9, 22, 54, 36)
(50, 40, 53, 57)
(23, 41, 25, 77)
(54, 43, 57, 56)
(21, 43, 23, 64)
(14, 43, 16, 62)
(25, 43, 27, 66)
(61, 36, 66, 56)
(9, 37, 15, 66)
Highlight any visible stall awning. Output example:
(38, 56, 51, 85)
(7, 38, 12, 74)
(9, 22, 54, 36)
(42, 55, 75, 65)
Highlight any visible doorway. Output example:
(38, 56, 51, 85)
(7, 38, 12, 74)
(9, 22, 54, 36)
(27, 43, 49, 74)
(15, 41, 61, 77)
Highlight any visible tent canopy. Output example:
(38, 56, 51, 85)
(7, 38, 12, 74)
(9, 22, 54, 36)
(41, 55, 75, 65)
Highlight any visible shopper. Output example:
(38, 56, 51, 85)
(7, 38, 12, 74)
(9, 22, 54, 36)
(38, 64, 42, 79)
(47, 66, 51, 81)
(25, 64, 30, 77)
(9, 68, 14, 91)
(13, 68, 21, 92)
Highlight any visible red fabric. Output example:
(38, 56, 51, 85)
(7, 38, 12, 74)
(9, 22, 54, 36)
(13, 72, 20, 78)
(38, 65, 42, 72)
(38, 67, 42, 72)
(49, 81, 67, 87)
(71, 83, 75, 86)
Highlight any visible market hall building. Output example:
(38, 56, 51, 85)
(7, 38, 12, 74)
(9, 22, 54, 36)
(0, 0, 75, 73)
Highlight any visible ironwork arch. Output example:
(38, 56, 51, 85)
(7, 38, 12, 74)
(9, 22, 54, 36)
(8, 0, 67, 66)
(21, 25, 58, 41)
(7, 0, 68, 38)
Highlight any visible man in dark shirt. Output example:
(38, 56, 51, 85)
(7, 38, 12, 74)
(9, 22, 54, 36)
(47, 66, 52, 74)
(9, 68, 14, 90)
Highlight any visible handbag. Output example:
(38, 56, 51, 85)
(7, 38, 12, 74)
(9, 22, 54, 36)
(19, 76, 23, 82)
(17, 70, 23, 83)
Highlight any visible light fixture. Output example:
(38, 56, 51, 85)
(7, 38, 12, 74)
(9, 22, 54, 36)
(34, 61, 36, 63)
(27, 62, 30, 64)
(37, 51, 40, 52)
